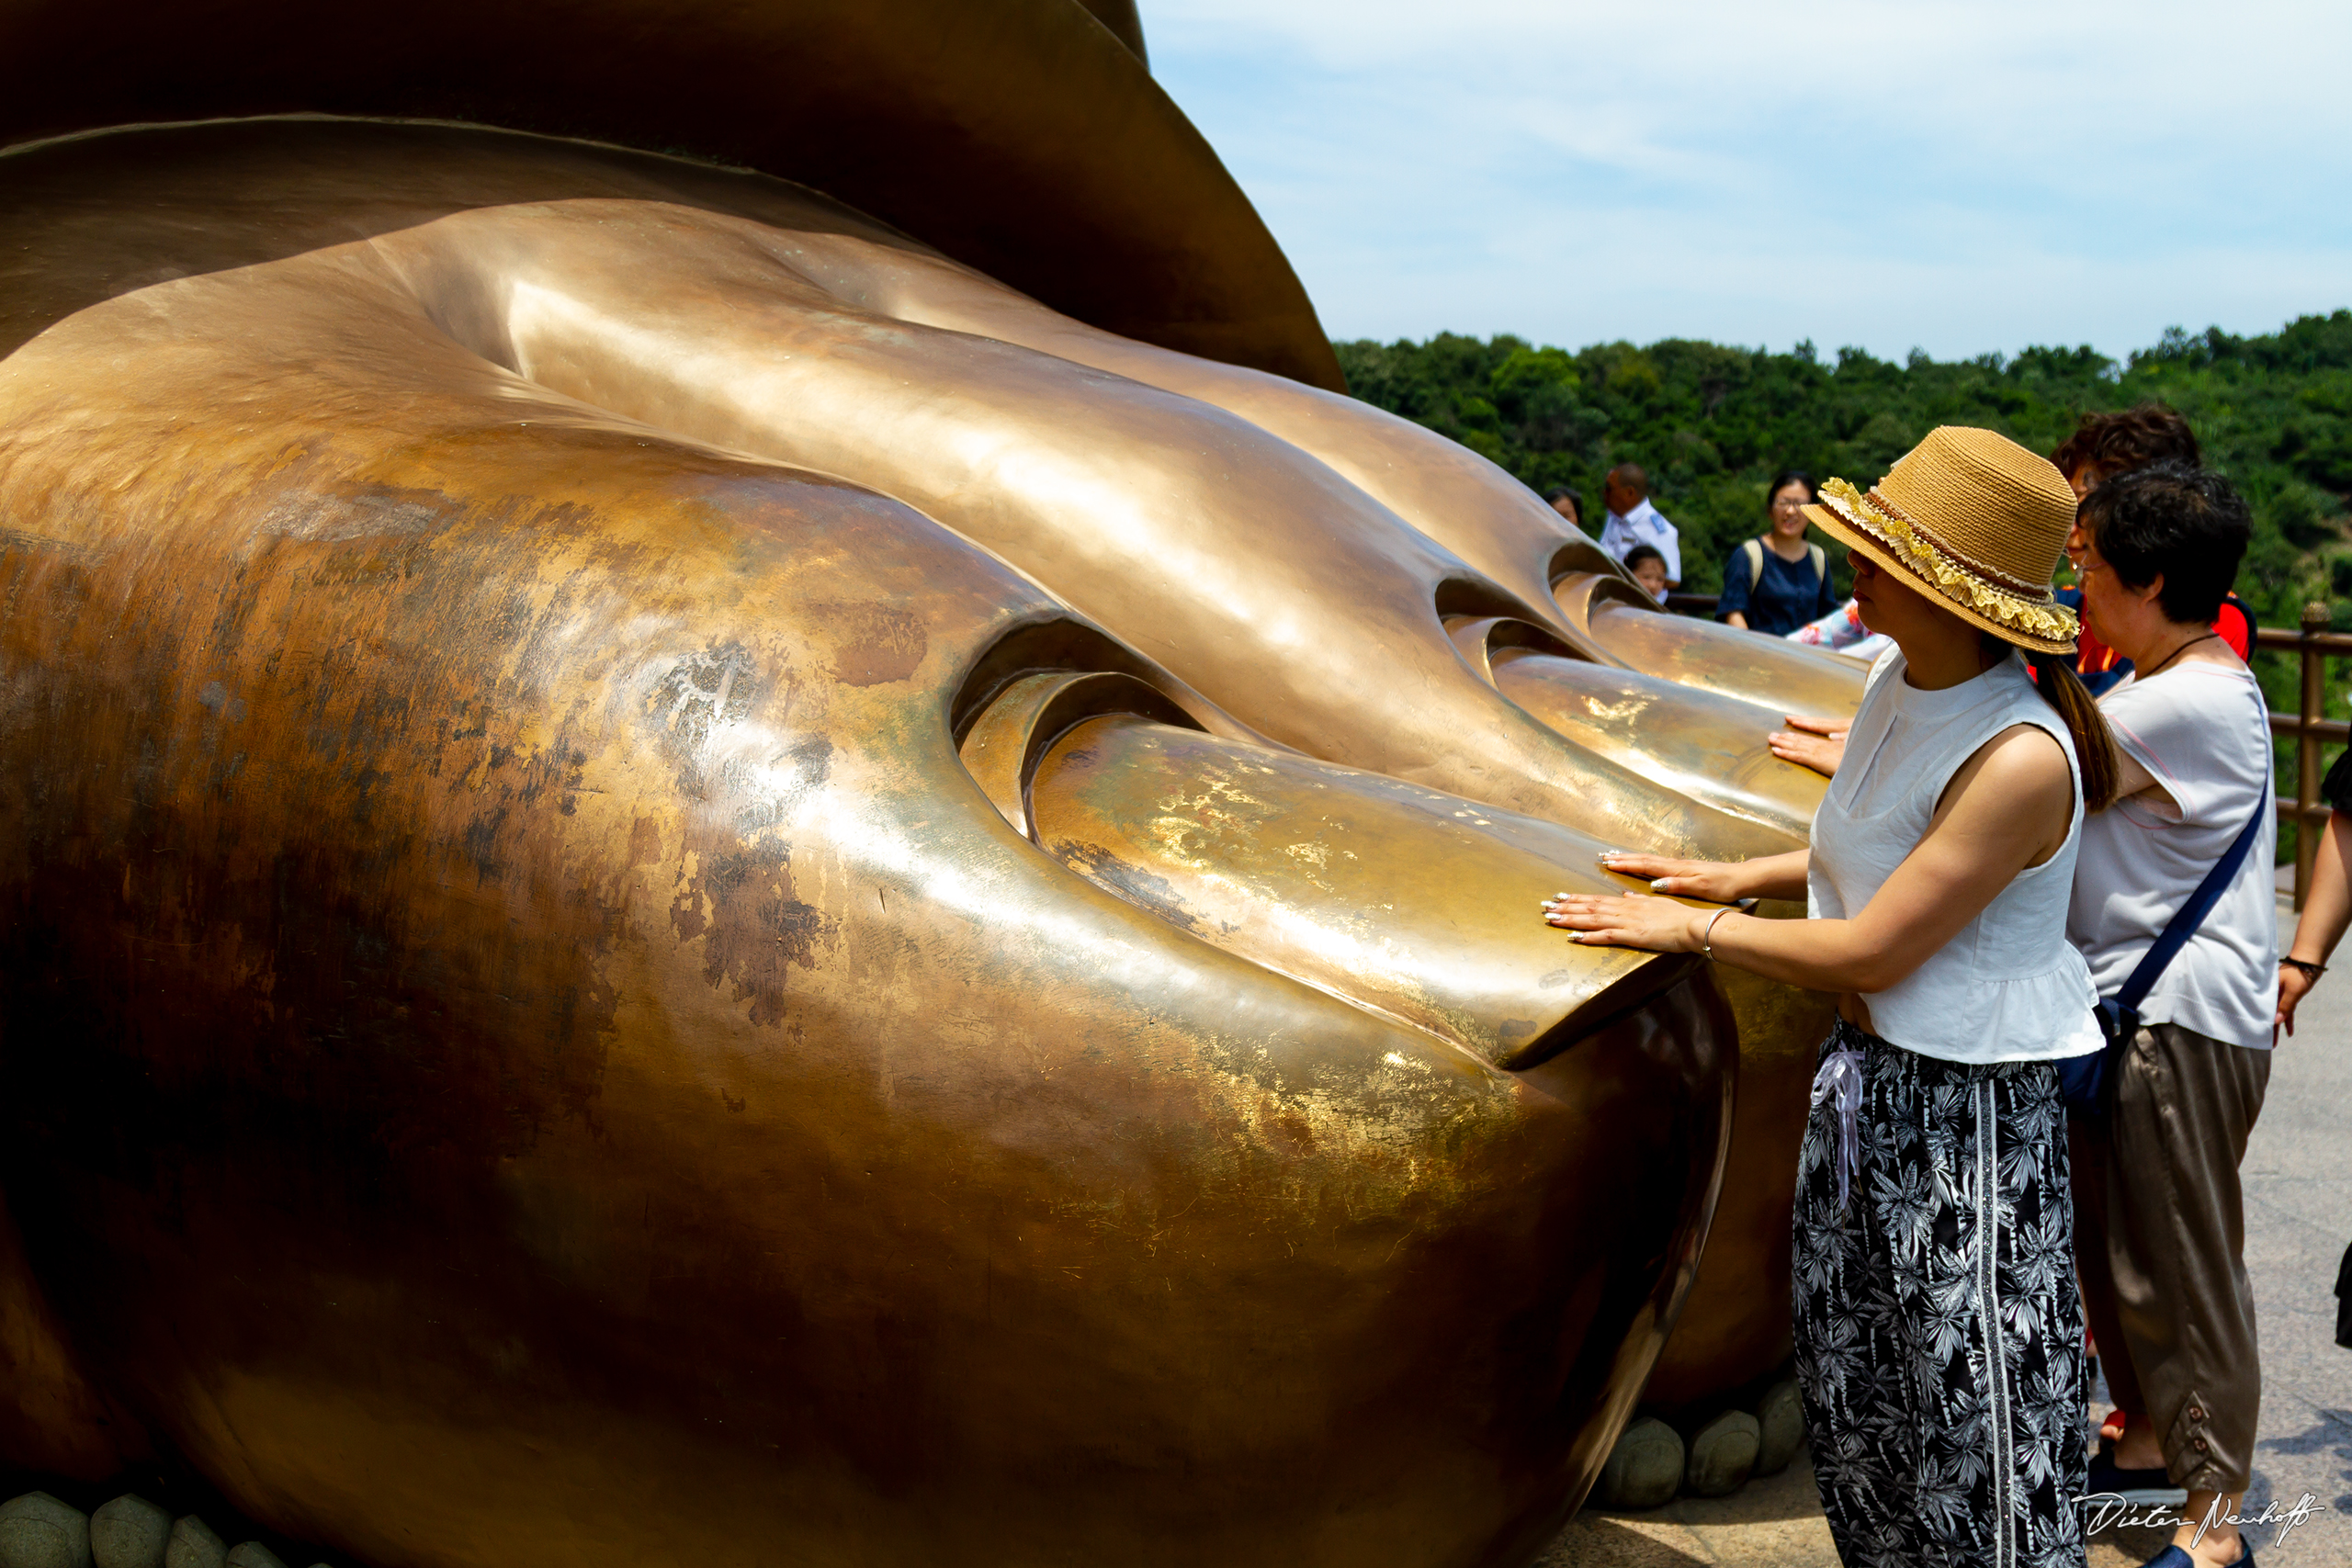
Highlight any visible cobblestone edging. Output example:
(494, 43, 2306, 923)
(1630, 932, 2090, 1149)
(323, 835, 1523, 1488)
(1589, 1376, 1805, 1510)
(0, 1491, 340, 1568)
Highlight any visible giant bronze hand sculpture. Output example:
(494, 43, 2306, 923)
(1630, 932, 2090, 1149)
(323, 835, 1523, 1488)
(0, 3, 1863, 1562)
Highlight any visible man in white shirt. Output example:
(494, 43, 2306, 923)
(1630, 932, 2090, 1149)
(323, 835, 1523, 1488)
(1597, 464, 1681, 588)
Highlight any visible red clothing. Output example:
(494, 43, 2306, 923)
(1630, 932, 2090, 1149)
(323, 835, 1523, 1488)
(2040, 592, 2254, 692)
(2075, 617, 2126, 683)
(2213, 595, 2253, 660)
(2073, 592, 2252, 673)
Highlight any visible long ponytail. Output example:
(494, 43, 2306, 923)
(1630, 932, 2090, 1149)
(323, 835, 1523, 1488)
(2021, 647, 2119, 812)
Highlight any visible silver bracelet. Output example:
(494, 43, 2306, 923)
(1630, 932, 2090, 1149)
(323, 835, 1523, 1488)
(1702, 906, 1735, 957)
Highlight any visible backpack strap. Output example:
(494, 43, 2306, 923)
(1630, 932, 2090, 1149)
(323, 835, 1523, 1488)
(1745, 538, 1828, 592)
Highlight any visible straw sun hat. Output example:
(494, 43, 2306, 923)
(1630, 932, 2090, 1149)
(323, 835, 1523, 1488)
(1802, 426, 2080, 656)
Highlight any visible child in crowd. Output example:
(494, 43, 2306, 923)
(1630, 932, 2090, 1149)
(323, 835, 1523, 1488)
(1623, 544, 1669, 604)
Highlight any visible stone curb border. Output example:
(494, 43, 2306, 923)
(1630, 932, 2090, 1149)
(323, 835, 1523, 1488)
(1, 1489, 343, 1568)
(1591, 1377, 1805, 1510)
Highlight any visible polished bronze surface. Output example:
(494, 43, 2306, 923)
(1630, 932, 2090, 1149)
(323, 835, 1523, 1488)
(1428, 597, 1833, 1406)
(0, 118, 1758, 1568)
(1637, 954, 1830, 1408)
(342, 185, 1799, 862)
(756, 221, 1634, 658)
(1525, 575, 1855, 1409)
(1489, 659, 1825, 839)
(0, 0, 1338, 388)
(0, 10, 1886, 1542)
(3, 124, 1708, 857)
(960, 671, 1209, 839)
(0, 118, 931, 362)
(1442, 616, 1829, 840)
(1022, 713, 1693, 1067)
(1555, 574, 1870, 718)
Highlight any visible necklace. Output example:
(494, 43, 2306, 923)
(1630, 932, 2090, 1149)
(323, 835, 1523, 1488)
(2135, 631, 2219, 682)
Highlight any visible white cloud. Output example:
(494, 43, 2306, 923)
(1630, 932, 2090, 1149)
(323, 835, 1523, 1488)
(1146, 0, 2352, 358)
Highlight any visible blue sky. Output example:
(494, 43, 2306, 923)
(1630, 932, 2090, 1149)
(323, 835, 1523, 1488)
(1147, 0, 2352, 362)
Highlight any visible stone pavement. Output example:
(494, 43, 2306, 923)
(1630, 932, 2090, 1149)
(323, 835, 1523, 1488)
(2240, 899, 2352, 1562)
(1543, 1456, 2186, 1565)
(1540, 898, 2352, 1566)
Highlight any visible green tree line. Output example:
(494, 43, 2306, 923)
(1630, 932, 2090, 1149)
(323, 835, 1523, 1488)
(1335, 311, 2352, 626)
(1335, 311, 2352, 860)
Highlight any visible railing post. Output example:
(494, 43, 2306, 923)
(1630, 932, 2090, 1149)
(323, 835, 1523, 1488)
(2298, 601, 2329, 909)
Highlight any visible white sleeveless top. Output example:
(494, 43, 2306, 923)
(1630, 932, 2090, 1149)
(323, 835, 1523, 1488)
(1807, 649, 2102, 1064)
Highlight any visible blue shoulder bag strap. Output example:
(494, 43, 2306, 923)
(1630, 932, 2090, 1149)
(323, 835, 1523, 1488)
(2071, 782, 2270, 1118)
(2115, 781, 2270, 1015)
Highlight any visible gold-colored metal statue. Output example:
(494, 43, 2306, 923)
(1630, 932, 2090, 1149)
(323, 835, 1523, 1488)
(0, 1, 1864, 1562)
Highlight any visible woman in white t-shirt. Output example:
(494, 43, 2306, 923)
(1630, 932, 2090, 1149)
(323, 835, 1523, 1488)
(2064, 462, 2271, 1568)
(1543, 427, 2115, 1568)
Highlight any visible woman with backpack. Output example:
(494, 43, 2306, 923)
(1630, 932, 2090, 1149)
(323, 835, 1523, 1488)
(1716, 469, 1836, 635)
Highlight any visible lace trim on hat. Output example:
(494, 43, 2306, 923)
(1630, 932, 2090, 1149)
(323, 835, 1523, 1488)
(1818, 478, 2077, 642)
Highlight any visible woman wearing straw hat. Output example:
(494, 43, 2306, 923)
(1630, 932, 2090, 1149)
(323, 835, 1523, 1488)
(1544, 426, 2116, 1568)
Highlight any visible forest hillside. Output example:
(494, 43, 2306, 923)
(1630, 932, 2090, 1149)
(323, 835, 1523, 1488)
(1337, 312, 2352, 859)
(1335, 312, 2352, 632)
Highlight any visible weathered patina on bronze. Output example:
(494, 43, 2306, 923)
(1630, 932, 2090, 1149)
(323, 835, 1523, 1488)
(0, 5, 1864, 1561)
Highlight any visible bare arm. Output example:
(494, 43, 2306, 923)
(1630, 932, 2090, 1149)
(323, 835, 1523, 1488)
(1547, 726, 2074, 994)
(1725, 611, 1750, 630)
(2110, 746, 2157, 801)
(2280, 810, 2352, 1038)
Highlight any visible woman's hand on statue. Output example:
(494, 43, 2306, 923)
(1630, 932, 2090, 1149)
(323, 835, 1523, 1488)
(1769, 714, 1848, 777)
(1590, 851, 1752, 904)
(1541, 891, 1703, 953)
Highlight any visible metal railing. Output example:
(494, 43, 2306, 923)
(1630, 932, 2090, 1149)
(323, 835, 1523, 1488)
(1653, 592, 2348, 907)
(2258, 604, 2348, 908)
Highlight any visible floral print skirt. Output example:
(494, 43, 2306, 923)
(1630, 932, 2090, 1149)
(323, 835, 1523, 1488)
(1792, 1020, 2088, 1568)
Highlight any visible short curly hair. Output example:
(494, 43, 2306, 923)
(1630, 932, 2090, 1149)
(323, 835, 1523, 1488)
(2076, 460, 2249, 625)
(2049, 402, 2200, 483)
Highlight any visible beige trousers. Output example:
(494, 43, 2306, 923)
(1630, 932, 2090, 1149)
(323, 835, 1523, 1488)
(2072, 1021, 2269, 1495)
